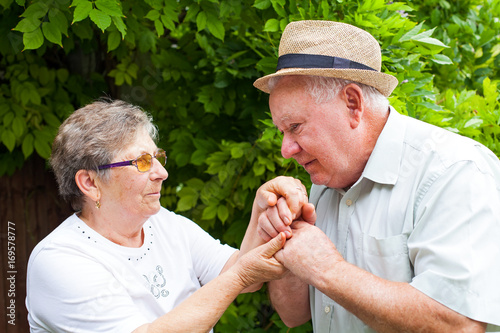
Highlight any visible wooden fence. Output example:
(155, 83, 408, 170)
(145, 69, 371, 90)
(0, 155, 73, 332)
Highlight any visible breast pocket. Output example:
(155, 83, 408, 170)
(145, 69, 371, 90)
(360, 232, 413, 283)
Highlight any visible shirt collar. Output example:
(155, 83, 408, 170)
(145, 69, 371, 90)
(361, 106, 406, 185)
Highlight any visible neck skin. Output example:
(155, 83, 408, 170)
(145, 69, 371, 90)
(78, 205, 145, 248)
(333, 89, 390, 189)
(356, 106, 390, 174)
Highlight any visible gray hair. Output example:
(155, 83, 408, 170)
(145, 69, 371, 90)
(50, 99, 158, 211)
(268, 75, 389, 113)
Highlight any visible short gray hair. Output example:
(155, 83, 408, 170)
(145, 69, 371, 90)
(50, 99, 158, 211)
(268, 75, 389, 113)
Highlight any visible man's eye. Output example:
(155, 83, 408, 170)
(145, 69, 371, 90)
(290, 124, 299, 131)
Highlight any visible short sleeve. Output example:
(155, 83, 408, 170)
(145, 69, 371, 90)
(181, 217, 237, 286)
(409, 159, 500, 327)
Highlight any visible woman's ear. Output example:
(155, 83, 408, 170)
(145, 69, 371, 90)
(75, 170, 100, 202)
(342, 83, 364, 129)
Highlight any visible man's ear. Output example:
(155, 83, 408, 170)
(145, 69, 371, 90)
(75, 169, 100, 202)
(342, 83, 364, 129)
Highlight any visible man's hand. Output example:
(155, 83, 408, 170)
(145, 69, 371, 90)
(274, 221, 343, 286)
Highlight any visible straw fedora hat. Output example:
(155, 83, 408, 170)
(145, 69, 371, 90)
(253, 20, 398, 97)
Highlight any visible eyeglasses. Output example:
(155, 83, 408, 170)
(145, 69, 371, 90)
(98, 149, 167, 173)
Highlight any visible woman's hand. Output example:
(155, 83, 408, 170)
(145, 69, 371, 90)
(232, 232, 288, 288)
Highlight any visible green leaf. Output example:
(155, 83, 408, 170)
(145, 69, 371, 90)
(253, 0, 271, 10)
(414, 37, 448, 49)
(399, 21, 424, 42)
(184, 3, 199, 22)
(56, 69, 69, 83)
(2, 130, 15, 152)
(107, 30, 121, 51)
(3, 112, 14, 127)
(21, 2, 50, 19)
(263, 18, 279, 32)
(112, 16, 126, 38)
(160, 14, 175, 31)
(196, 12, 207, 31)
(230, 146, 244, 158)
(12, 17, 41, 33)
(253, 162, 265, 176)
(145, 9, 160, 21)
(464, 118, 483, 129)
(23, 27, 44, 50)
(177, 187, 199, 211)
(43, 112, 61, 128)
(89, 8, 111, 31)
(114, 71, 125, 85)
(49, 9, 69, 36)
(72, 0, 92, 24)
(70, 0, 86, 7)
(22, 133, 34, 158)
(95, 0, 123, 17)
(12, 116, 25, 137)
(42, 21, 63, 47)
(202, 204, 218, 220)
(217, 205, 229, 223)
(154, 19, 164, 37)
(431, 54, 453, 65)
(34, 137, 51, 159)
(206, 14, 224, 40)
(271, 0, 287, 17)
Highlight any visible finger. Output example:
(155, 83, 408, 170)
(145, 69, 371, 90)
(263, 232, 286, 257)
(258, 214, 278, 241)
(274, 249, 284, 265)
(301, 203, 316, 225)
(283, 185, 309, 220)
(267, 205, 293, 237)
(257, 227, 272, 243)
(255, 189, 278, 210)
(276, 197, 292, 226)
(259, 207, 291, 240)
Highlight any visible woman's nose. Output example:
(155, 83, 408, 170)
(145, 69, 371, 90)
(151, 158, 168, 181)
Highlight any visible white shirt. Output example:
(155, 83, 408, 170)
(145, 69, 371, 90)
(26, 207, 236, 332)
(309, 108, 500, 332)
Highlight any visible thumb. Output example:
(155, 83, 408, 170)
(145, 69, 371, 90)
(262, 232, 286, 257)
(301, 203, 316, 225)
(256, 189, 278, 210)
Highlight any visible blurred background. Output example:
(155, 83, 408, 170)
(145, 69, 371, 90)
(1, 0, 499, 331)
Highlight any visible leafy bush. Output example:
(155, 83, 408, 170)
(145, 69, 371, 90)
(1, 0, 498, 331)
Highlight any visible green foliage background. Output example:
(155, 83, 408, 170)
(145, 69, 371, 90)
(1, 0, 499, 331)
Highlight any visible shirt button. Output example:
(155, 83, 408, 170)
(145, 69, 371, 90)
(346, 199, 353, 206)
(324, 306, 331, 313)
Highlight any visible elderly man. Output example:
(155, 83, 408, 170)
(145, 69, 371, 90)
(253, 20, 500, 332)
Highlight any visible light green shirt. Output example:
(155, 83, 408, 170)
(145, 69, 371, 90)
(309, 108, 500, 332)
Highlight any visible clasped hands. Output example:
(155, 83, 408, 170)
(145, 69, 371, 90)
(254, 176, 342, 286)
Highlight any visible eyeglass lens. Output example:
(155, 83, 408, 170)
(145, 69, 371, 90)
(135, 150, 166, 172)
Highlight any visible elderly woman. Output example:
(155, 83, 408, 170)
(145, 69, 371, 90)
(26, 100, 310, 333)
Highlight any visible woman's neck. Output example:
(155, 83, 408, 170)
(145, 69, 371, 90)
(78, 208, 146, 248)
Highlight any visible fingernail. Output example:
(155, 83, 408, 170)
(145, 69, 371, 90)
(285, 231, 292, 238)
(284, 216, 290, 225)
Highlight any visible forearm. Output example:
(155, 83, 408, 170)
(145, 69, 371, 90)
(268, 273, 311, 327)
(133, 269, 246, 333)
(318, 260, 486, 332)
